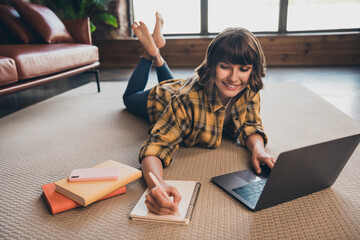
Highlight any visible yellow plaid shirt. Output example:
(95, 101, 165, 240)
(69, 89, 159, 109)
(139, 75, 268, 166)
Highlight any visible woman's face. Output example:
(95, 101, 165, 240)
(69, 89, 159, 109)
(214, 62, 253, 105)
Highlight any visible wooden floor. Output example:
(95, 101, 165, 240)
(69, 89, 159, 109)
(0, 66, 359, 123)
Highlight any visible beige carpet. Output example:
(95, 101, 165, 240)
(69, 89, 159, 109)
(0, 82, 359, 239)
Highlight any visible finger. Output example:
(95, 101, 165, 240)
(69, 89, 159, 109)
(145, 193, 177, 215)
(269, 157, 276, 166)
(252, 158, 261, 174)
(150, 188, 175, 209)
(168, 186, 182, 205)
(263, 156, 275, 169)
(145, 199, 174, 215)
(145, 193, 163, 212)
(145, 198, 160, 214)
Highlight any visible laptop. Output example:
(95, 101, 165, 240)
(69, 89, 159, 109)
(212, 133, 360, 211)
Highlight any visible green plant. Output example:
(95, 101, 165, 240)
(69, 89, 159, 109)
(41, 0, 118, 32)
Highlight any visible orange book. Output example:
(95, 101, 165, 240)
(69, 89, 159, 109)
(42, 183, 126, 214)
(55, 160, 141, 206)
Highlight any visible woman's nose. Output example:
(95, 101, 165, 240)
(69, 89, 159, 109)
(229, 69, 238, 82)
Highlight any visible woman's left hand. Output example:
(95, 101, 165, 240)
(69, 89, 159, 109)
(251, 148, 276, 174)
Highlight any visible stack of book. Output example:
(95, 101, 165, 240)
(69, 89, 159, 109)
(41, 160, 142, 214)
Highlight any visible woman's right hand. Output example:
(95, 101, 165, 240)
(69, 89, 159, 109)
(145, 182, 182, 215)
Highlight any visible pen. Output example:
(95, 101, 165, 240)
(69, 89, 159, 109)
(148, 172, 180, 216)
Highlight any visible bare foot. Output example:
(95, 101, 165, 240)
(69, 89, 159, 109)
(152, 12, 165, 49)
(132, 21, 159, 58)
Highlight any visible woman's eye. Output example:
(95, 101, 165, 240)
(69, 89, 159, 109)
(240, 68, 250, 72)
(220, 65, 230, 69)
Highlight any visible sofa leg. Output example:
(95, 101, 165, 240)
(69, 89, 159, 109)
(94, 69, 100, 92)
(86, 69, 101, 92)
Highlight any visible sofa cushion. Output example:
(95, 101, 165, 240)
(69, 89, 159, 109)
(13, 1, 73, 43)
(0, 44, 99, 80)
(0, 57, 18, 86)
(0, 5, 38, 43)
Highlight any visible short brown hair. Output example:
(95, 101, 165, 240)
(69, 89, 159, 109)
(196, 27, 266, 93)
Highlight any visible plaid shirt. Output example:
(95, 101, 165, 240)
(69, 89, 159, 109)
(139, 75, 268, 166)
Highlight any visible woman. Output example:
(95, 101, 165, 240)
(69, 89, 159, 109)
(123, 12, 275, 215)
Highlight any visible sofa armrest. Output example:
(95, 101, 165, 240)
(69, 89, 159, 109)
(62, 18, 92, 45)
(0, 57, 18, 87)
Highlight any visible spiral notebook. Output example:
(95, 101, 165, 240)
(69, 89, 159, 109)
(129, 180, 201, 225)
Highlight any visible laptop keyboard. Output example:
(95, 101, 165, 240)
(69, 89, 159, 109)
(232, 179, 267, 206)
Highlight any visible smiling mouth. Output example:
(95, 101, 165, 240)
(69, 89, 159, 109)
(223, 81, 241, 89)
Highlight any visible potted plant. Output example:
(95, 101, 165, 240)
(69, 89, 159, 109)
(40, 0, 118, 32)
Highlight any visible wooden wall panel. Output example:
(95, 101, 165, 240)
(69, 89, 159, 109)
(94, 33, 360, 67)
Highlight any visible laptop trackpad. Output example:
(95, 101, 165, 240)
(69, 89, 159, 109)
(219, 174, 248, 190)
(234, 165, 270, 183)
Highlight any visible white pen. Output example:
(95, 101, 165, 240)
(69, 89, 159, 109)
(148, 172, 180, 216)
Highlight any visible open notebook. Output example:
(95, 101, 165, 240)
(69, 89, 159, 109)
(130, 180, 201, 225)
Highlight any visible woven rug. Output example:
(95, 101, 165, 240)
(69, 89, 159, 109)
(0, 82, 359, 240)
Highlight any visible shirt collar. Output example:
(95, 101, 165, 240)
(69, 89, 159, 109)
(205, 84, 223, 112)
(234, 84, 252, 107)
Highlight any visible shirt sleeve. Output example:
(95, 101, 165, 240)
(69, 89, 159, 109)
(139, 96, 191, 167)
(238, 92, 268, 147)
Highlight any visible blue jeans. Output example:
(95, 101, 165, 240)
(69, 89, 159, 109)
(123, 57, 174, 121)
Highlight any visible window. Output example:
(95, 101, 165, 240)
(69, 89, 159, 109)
(132, 0, 201, 34)
(132, 0, 360, 35)
(208, 0, 280, 33)
(287, 0, 360, 31)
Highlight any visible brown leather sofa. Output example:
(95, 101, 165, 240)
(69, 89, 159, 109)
(0, 2, 100, 96)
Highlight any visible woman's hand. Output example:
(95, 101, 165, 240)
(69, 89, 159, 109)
(145, 182, 182, 215)
(141, 156, 182, 215)
(246, 133, 276, 174)
(251, 148, 276, 174)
